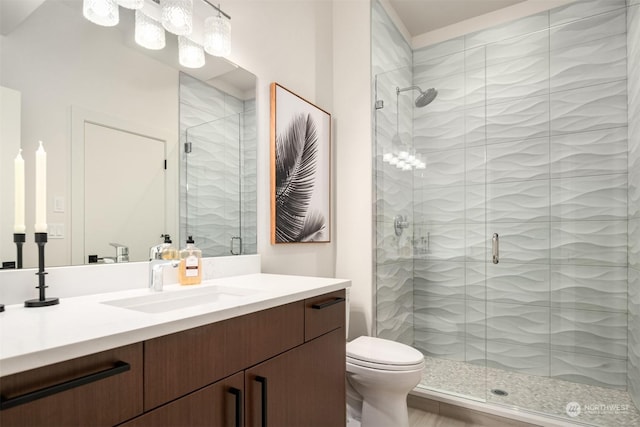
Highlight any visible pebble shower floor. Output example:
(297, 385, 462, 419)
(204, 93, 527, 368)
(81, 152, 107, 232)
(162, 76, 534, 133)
(420, 356, 640, 426)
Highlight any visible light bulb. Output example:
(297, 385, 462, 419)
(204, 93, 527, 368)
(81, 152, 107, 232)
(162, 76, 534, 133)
(162, 0, 193, 36)
(135, 10, 166, 50)
(83, 0, 119, 27)
(204, 14, 231, 57)
(178, 36, 205, 68)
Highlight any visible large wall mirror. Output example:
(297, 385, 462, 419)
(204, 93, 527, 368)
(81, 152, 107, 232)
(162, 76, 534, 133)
(0, 0, 257, 269)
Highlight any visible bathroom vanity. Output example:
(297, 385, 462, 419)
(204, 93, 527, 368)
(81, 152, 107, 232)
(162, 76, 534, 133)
(0, 274, 348, 426)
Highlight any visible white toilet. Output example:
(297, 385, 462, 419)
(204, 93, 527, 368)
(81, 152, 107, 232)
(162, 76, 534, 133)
(346, 335, 425, 427)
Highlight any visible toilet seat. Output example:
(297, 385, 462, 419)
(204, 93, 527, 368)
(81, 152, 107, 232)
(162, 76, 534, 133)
(347, 336, 424, 371)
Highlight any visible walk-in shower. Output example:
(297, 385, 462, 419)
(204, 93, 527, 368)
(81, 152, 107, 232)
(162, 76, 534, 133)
(372, 0, 640, 426)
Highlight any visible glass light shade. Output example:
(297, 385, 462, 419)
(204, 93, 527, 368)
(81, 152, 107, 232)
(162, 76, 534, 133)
(178, 36, 205, 68)
(203, 14, 231, 57)
(135, 10, 165, 50)
(117, 0, 144, 9)
(83, 0, 119, 27)
(161, 0, 193, 36)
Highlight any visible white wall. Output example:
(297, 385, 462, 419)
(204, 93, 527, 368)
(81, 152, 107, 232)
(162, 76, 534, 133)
(224, 0, 373, 337)
(223, 1, 337, 279)
(333, 1, 373, 338)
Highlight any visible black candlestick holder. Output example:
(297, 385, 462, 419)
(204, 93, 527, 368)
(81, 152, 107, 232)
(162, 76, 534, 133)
(25, 232, 59, 308)
(13, 232, 25, 269)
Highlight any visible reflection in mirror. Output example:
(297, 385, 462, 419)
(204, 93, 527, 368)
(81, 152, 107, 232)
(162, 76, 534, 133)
(0, 0, 257, 269)
(69, 107, 173, 265)
(179, 73, 257, 257)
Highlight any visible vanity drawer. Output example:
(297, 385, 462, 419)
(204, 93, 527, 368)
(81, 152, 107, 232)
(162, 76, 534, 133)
(305, 289, 346, 341)
(0, 343, 143, 427)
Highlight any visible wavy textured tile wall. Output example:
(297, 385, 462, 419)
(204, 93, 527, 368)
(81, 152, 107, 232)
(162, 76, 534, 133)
(178, 74, 256, 257)
(550, 127, 628, 178)
(410, 0, 631, 391)
(376, 261, 413, 344)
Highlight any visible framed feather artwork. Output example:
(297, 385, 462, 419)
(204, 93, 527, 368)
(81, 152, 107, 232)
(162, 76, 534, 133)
(270, 83, 331, 244)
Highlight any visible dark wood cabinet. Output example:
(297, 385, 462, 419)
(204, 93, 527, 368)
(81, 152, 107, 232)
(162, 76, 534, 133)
(0, 289, 346, 427)
(304, 289, 346, 341)
(246, 328, 346, 427)
(144, 301, 304, 411)
(121, 372, 244, 427)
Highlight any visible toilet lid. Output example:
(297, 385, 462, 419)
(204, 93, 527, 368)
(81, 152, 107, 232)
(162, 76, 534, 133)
(347, 336, 424, 369)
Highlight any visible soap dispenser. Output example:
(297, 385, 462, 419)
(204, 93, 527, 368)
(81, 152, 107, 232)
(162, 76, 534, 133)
(179, 236, 202, 285)
(161, 234, 178, 260)
(150, 234, 177, 260)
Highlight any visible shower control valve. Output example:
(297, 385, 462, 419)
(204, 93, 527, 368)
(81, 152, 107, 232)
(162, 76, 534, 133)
(394, 215, 409, 237)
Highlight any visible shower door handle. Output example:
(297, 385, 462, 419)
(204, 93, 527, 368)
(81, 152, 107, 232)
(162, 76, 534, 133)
(230, 236, 242, 255)
(492, 233, 499, 264)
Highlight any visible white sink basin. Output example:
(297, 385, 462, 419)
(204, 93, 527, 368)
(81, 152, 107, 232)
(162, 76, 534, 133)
(101, 285, 256, 313)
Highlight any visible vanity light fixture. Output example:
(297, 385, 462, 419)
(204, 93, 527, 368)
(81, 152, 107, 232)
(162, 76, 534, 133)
(84, 0, 232, 69)
(161, 0, 193, 36)
(135, 9, 166, 50)
(178, 36, 205, 68)
(116, 0, 145, 9)
(203, 3, 231, 57)
(83, 0, 120, 27)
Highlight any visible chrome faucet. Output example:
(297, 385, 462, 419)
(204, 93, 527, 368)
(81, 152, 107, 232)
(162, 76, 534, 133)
(109, 243, 129, 263)
(149, 259, 179, 292)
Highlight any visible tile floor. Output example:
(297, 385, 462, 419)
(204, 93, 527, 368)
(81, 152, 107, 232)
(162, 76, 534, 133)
(408, 407, 484, 427)
(420, 356, 640, 427)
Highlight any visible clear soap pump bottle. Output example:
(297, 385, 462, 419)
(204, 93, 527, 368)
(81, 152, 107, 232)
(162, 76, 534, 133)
(161, 234, 178, 260)
(179, 236, 202, 285)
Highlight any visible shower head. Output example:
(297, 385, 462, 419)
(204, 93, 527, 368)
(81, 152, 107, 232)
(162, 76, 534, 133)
(415, 88, 438, 107)
(396, 85, 438, 108)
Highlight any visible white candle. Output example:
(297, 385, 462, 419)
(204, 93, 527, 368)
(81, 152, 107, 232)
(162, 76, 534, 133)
(34, 141, 47, 233)
(14, 149, 26, 233)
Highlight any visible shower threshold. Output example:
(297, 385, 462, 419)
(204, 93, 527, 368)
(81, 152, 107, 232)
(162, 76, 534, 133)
(416, 356, 640, 427)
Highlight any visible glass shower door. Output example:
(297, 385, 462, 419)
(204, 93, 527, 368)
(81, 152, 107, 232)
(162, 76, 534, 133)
(184, 113, 242, 256)
(373, 67, 489, 403)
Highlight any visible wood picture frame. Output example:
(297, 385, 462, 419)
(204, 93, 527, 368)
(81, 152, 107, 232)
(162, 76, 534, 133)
(270, 83, 331, 244)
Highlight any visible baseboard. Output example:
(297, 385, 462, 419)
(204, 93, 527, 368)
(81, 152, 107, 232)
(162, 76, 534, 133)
(408, 389, 589, 427)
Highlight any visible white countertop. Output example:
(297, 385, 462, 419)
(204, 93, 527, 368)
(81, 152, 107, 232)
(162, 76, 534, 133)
(0, 273, 350, 377)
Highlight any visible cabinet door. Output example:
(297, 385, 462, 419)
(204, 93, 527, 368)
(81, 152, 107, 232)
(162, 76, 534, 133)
(144, 319, 227, 410)
(0, 343, 143, 427)
(245, 328, 345, 427)
(121, 371, 244, 427)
